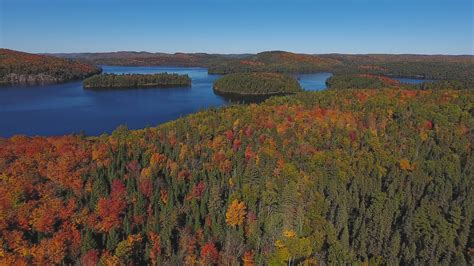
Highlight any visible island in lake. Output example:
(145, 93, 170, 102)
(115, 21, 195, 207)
(213, 72, 302, 100)
(0, 49, 101, 86)
(83, 73, 191, 89)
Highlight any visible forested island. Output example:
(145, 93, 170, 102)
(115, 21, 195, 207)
(0, 49, 101, 85)
(213, 72, 302, 99)
(83, 73, 191, 89)
(1, 88, 472, 265)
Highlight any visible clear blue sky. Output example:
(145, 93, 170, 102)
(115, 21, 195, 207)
(1, 0, 472, 54)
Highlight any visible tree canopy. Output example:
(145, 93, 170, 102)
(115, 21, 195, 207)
(83, 73, 191, 89)
(0, 49, 101, 85)
(1, 88, 472, 265)
(326, 74, 402, 90)
(327, 74, 474, 90)
(213, 72, 302, 97)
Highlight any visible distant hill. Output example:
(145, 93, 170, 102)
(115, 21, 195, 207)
(0, 49, 101, 85)
(54, 50, 474, 81)
(208, 51, 474, 80)
(323, 53, 474, 81)
(54, 51, 241, 68)
(207, 51, 342, 74)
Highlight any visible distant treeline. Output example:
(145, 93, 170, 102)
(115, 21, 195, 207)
(414, 79, 474, 90)
(55, 51, 236, 68)
(327, 74, 474, 90)
(57, 51, 474, 81)
(209, 53, 474, 82)
(208, 51, 341, 75)
(213, 72, 302, 97)
(83, 73, 191, 89)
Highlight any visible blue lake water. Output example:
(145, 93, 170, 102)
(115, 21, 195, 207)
(0, 66, 332, 137)
(297, 73, 333, 91)
(394, 77, 432, 84)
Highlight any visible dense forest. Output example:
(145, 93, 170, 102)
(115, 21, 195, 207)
(208, 52, 474, 81)
(1, 88, 472, 265)
(208, 51, 342, 75)
(414, 79, 474, 91)
(213, 72, 302, 97)
(326, 74, 474, 91)
(324, 54, 474, 81)
(55, 51, 245, 68)
(326, 74, 404, 90)
(0, 49, 101, 85)
(58, 50, 474, 81)
(83, 73, 191, 89)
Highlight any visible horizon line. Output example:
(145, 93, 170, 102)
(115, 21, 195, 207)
(3, 48, 472, 57)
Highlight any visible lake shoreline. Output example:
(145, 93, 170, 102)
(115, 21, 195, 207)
(0, 66, 429, 137)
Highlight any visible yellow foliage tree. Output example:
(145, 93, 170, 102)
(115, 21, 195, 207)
(399, 158, 413, 171)
(283, 229, 296, 238)
(225, 200, 246, 227)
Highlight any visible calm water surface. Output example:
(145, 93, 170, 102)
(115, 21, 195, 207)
(297, 73, 333, 90)
(0, 66, 332, 137)
(394, 77, 433, 84)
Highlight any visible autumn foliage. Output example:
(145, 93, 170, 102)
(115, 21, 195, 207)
(225, 200, 247, 227)
(0, 49, 101, 85)
(0, 88, 472, 264)
(213, 72, 302, 97)
(83, 73, 191, 89)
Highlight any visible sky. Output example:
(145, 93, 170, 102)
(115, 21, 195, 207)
(1, 0, 473, 54)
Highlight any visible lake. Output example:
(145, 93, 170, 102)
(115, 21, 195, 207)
(0, 66, 332, 137)
(394, 77, 433, 84)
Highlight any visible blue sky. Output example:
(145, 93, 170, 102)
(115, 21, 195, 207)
(1, 0, 472, 54)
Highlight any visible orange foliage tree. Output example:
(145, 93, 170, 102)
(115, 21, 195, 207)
(225, 200, 247, 227)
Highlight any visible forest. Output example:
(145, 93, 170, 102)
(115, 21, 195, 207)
(326, 74, 474, 91)
(207, 52, 474, 82)
(56, 51, 237, 68)
(413, 79, 474, 91)
(0, 49, 101, 85)
(1, 88, 472, 265)
(58, 50, 474, 82)
(213, 72, 302, 97)
(323, 54, 474, 81)
(326, 74, 404, 90)
(83, 73, 191, 89)
(207, 51, 341, 75)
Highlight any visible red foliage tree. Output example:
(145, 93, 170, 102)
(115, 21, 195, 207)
(96, 180, 127, 232)
(201, 242, 219, 264)
(81, 249, 100, 266)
